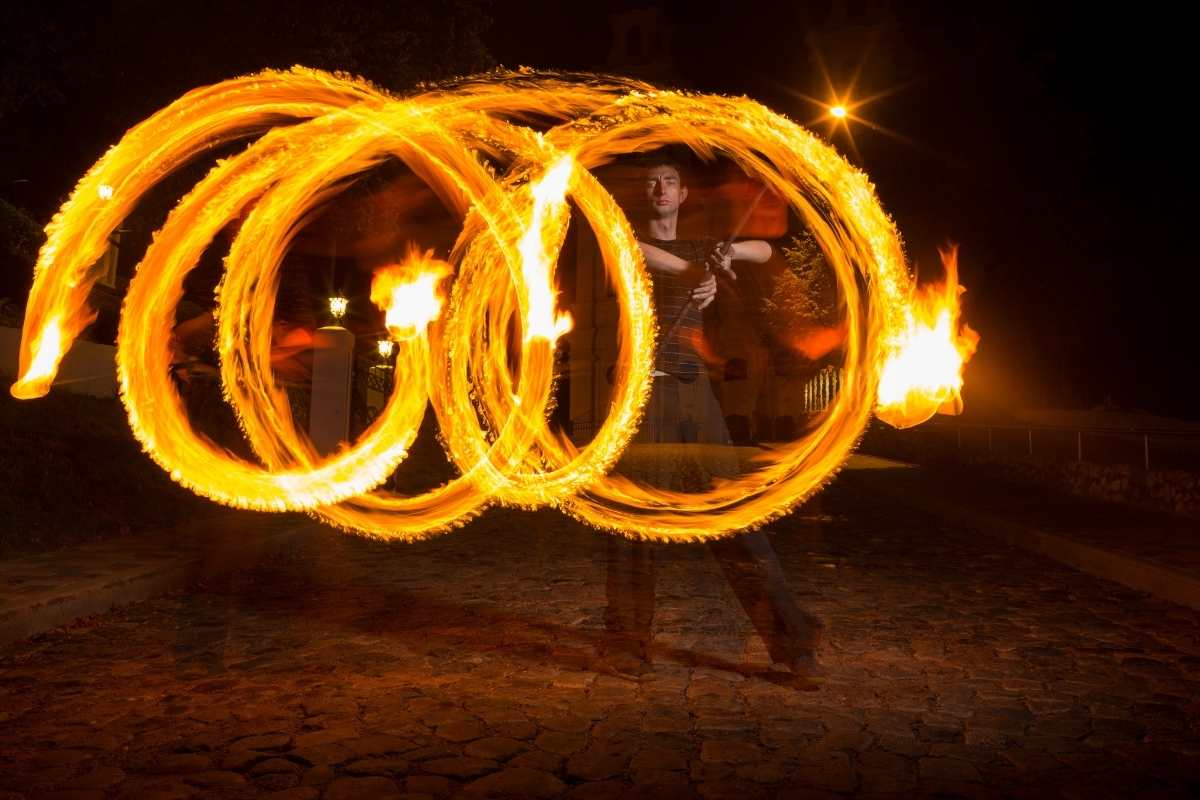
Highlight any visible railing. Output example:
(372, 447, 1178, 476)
(903, 420, 1200, 473)
(802, 365, 841, 413)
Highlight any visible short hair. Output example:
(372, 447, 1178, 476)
(637, 148, 691, 185)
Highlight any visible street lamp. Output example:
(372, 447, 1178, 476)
(376, 339, 395, 359)
(829, 105, 848, 120)
(328, 296, 348, 322)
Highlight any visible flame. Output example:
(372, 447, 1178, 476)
(518, 154, 574, 343)
(7, 67, 976, 543)
(875, 246, 979, 428)
(10, 315, 67, 399)
(371, 249, 451, 341)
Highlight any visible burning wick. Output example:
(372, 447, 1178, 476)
(370, 248, 451, 342)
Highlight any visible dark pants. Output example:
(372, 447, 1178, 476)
(605, 533, 821, 667)
(634, 371, 732, 446)
(606, 369, 821, 667)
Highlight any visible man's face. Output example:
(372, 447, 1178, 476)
(644, 164, 688, 219)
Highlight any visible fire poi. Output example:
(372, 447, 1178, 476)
(8, 68, 978, 542)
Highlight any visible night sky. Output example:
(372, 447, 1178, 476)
(1, 2, 1193, 420)
(486, 2, 1195, 421)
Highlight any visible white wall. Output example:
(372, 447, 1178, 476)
(0, 326, 118, 398)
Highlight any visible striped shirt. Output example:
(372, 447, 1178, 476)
(641, 236, 717, 375)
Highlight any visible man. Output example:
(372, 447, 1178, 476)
(635, 159, 775, 441)
(600, 154, 824, 684)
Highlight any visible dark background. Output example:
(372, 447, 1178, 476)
(2, 1, 1192, 419)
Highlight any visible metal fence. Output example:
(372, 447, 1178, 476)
(802, 365, 841, 413)
(907, 420, 1200, 473)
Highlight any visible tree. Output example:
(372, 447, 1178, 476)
(754, 229, 844, 379)
(0, 0, 496, 301)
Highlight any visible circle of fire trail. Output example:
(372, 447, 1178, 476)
(9, 68, 976, 542)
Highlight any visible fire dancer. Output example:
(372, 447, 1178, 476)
(600, 153, 824, 684)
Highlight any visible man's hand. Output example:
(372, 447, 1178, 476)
(690, 271, 717, 310)
(707, 242, 737, 282)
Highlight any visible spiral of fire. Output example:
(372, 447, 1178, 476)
(9, 67, 975, 542)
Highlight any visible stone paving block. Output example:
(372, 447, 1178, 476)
(463, 737, 526, 761)
(343, 757, 410, 777)
(255, 773, 302, 792)
(262, 788, 319, 800)
(114, 777, 197, 800)
(566, 744, 635, 781)
(918, 755, 983, 782)
(181, 770, 245, 787)
(41, 790, 108, 800)
(232, 732, 293, 751)
(290, 743, 354, 766)
(792, 752, 855, 793)
(629, 745, 690, 775)
(325, 776, 401, 799)
(340, 735, 421, 758)
(406, 774, 456, 796)
(488, 719, 538, 740)
(251, 757, 304, 776)
(68, 765, 126, 792)
(533, 729, 587, 755)
(462, 767, 566, 798)
(855, 750, 917, 793)
(508, 749, 564, 773)
(420, 756, 497, 779)
(565, 779, 627, 799)
(435, 720, 487, 743)
(149, 753, 211, 774)
(698, 739, 761, 764)
(293, 727, 356, 748)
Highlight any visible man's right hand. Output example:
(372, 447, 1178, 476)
(707, 242, 737, 282)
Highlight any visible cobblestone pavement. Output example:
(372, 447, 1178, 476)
(2, 477, 1200, 799)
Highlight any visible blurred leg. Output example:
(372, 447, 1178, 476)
(708, 531, 823, 675)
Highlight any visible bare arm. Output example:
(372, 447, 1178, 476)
(638, 241, 716, 309)
(708, 239, 774, 281)
(639, 241, 696, 278)
(730, 239, 772, 264)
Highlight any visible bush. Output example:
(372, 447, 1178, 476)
(0, 384, 213, 557)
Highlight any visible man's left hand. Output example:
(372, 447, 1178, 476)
(691, 272, 717, 309)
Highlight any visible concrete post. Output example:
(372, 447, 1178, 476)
(309, 325, 356, 456)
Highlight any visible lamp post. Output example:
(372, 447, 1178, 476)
(309, 296, 355, 456)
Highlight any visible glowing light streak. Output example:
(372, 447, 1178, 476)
(10, 67, 976, 541)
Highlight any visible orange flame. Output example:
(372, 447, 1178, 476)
(875, 246, 980, 428)
(371, 249, 451, 341)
